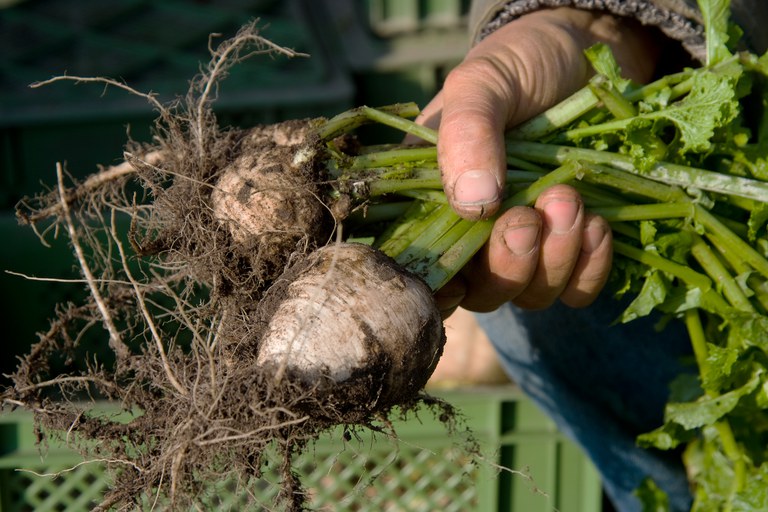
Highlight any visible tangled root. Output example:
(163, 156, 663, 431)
(3, 21, 464, 511)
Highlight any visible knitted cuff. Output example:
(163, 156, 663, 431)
(477, 0, 705, 62)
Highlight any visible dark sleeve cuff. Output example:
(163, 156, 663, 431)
(472, 0, 706, 62)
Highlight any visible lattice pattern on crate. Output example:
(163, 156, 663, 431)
(299, 441, 477, 511)
(1, 462, 107, 512)
(0, 440, 478, 511)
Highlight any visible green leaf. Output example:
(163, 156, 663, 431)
(733, 271, 754, 299)
(669, 372, 704, 403)
(748, 202, 768, 241)
(639, 220, 658, 246)
(656, 285, 705, 315)
(732, 463, 768, 510)
(755, 375, 768, 408)
(643, 71, 738, 154)
(698, 0, 732, 65)
(654, 230, 694, 264)
(619, 270, 669, 322)
(702, 342, 740, 391)
(584, 43, 631, 93)
(728, 312, 768, 352)
(637, 421, 695, 450)
(626, 127, 668, 171)
(665, 368, 761, 430)
(634, 477, 670, 512)
(610, 256, 648, 299)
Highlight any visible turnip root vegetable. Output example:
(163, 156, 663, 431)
(210, 120, 332, 287)
(255, 242, 444, 414)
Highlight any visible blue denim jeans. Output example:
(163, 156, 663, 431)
(474, 292, 695, 512)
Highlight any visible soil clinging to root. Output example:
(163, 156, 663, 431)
(2, 22, 467, 511)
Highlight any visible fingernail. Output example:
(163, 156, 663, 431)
(582, 222, 608, 253)
(503, 224, 540, 256)
(543, 198, 581, 234)
(453, 170, 500, 208)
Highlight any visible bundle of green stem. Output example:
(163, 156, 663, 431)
(323, 42, 768, 510)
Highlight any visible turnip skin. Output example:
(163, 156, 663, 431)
(210, 122, 332, 287)
(256, 242, 445, 412)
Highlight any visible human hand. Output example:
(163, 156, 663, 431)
(420, 7, 660, 316)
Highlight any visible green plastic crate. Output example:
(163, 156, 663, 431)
(365, 0, 469, 36)
(0, 387, 602, 511)
(310, 0, 469, 109)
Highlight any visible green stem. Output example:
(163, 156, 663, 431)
(573, 182, 630, 207)
(395, 189, 448, 203)
(609, 222, 641, 241)
(367, 178, 442, 196)
(344, 202, 411, 225)
(365, 168, 544, 190)
(580, 163, 689, 203)
(502, 160, 585, 208)
(402, 218, 475, 278)
(420, 161, 585, 291)
(714, 420, 747, 497)
(505, 169, 547, 183)
(561, 117, 633, 140)
(393, 209, 465, 267)
(505, 141, 768, 203)
(623, 69, 693, 103)
(317, 103, 421, 140)
(589, 202, 693, 223)
(505, 69, 695, 142)
(690, 234, 755, 312)
(612, 240, 710, 289)
(704, 231, 768, 313)
(505, 85, 600, 141)
(614, 239, 731, 314)
(348, 147, 437, 169)
(359, 106, 438, 144)
(589, 81, 637, 119)
(507, 155, 549, 173)
(694, 204, 768, 279)
(684, 308, 711, 378)
(366, 173, 442, 196)
(376, 201, 445, 256)
(423, 218, 494, 291)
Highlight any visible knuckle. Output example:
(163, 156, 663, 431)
(445, 56, 506, 90)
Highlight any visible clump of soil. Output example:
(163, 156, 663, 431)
(2, 22, 465, 511)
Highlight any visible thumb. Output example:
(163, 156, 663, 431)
(438, 57, 510, 220)
(437, 8, 625, 221)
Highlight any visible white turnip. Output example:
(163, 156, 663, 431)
(255, 242, 444, 415)
(210, 121, 333, 290)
